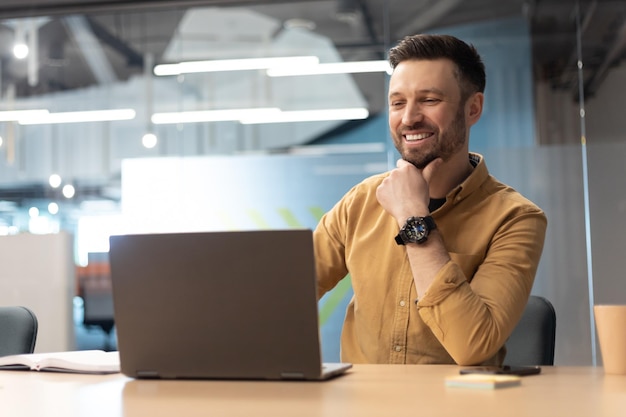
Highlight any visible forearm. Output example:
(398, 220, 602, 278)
(416, 266, 522, 365)
(404, 235, 508, 365)
(412, 214, 546, 365)
(403, 230, 451, 298)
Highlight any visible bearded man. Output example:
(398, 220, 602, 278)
(314, 34, 547, 365)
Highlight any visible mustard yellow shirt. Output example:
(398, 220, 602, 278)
(314, 153, 547, 365)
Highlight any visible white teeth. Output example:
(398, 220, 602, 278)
(405, 133, 430, 141)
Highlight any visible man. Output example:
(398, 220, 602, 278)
(314, 34, 547, 366)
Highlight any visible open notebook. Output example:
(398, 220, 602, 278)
(0, 350, 119, 374)
(108, 229, 351, 381)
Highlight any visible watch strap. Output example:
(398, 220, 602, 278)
(423, 215, 437, 231)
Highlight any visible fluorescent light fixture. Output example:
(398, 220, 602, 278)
(240, 108, 369, 124)
(151, 107, 369, 125)
(0, 109, 49, 122)
(151, 108, 281, 124)
(154, 56, 320, 76)
(18, 109, 136, 125)
(266, 60, 392, 77)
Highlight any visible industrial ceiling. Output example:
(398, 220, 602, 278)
(0, 0, 624, 211)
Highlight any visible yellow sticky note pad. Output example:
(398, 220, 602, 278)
(445, 374, 522, 389)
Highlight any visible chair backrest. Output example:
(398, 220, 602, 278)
(505, 295, 556, 366)
(0, 306, 38, 356)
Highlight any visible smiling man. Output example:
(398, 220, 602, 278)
(314, 34, 547, 366)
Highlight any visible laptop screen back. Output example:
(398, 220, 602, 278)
(109, 229, 328, 380)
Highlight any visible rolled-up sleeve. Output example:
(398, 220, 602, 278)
(417, 208, 547, 365)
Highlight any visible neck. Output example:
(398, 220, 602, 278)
(429, 153, 473, 199)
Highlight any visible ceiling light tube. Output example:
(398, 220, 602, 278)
(266, 60, 392, 77)
(154, 56, 320, 76)
(151, 108, 282, 124)
(0, 109, 49, 122)
(240, 108, 369, 124)
(18, 109, 136, 125)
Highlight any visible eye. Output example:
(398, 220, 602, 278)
(423, 97, 441, 104)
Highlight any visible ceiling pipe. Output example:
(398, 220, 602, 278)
(63, 15, 117, 85)
(583, 18, 626, 97)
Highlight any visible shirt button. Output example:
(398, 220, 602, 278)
(399, 300, 406, 307)
(394, 345, 403, 352)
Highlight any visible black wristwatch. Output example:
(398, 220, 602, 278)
(394, 216, 437, 245)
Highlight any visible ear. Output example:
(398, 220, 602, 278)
(466, 92, 484, 127)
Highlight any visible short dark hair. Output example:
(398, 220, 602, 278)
(388, 34, 486, 99)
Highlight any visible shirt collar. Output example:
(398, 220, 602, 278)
(443, 152, 489, 206)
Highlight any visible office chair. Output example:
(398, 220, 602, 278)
(0, 306, 38, 356)
(505, 295, 556, 366)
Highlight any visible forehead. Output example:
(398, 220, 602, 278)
(388, 58, 461, 98)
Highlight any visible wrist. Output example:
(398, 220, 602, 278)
(396, 208, 430, 227)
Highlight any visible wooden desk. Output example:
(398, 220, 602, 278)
(1, 365, 625, 417)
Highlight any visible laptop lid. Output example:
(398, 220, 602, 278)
(108, 229, 351, 380)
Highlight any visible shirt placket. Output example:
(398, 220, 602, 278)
(388, 260, 414, 363)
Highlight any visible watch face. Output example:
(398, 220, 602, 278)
(396, 216, 436, 245)
(406, 218, 427, 242)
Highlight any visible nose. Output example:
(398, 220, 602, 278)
(401, 102, 424, 127)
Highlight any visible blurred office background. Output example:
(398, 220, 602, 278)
(0, 0, 624, 366)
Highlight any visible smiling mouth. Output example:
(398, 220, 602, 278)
(405, 133, 433, 141)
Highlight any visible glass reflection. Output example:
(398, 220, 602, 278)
(0, 0, 623, 366)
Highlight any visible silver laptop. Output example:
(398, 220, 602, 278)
(108, 229, 352, 381)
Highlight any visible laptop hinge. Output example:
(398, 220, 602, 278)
(137, 370, 160, 378)
(280, 371, 305, 380)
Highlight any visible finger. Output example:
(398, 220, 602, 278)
(396, 159, 413, 169)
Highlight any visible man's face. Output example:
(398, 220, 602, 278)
(388, 58, 470, 169)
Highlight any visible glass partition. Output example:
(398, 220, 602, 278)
(579, 0, 626, 368)
(0, 0, 624, 365)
